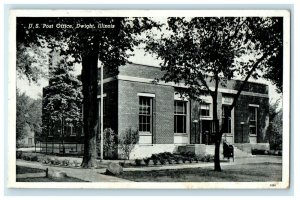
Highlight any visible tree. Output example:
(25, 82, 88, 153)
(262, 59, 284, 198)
(16, 89, 42, 147)
(267, 100, 283, 150)
(16, 89, 31, 147)
(42, 50, 82, 154)
(17, 43, 48, 83)
(17, 17, 159, 167)
(28, 98, 43, 144)
(145, 17, 283, 171)
(262, 18, 283, 94)
(118, 127, 139, 161)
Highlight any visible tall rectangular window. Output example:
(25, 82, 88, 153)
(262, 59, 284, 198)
(222, 105, 231, 133)
(200, 103, 210, 117)
(139, 97, 152, 133)
(174, 101, 187, 133)
(249, 106, 257, 135)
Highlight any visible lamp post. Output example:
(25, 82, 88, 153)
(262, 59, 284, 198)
(240, 122, 244, 143)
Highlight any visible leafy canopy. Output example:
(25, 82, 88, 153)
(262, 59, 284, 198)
(145, 17, 283, 98)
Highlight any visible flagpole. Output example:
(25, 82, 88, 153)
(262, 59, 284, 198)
(100, 64, 104, 160)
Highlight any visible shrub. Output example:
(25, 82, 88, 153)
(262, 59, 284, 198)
(159, 158, 166, 165)
(62, 159, 70, 166)
(20, 153, 38, 162)
(264, 150, 269, 155)
(30, 155, 38, 161)
(167, 158, 173, 164)
(152, 158, 158, 165)
(269, 150, 275, 155)
(174, 156, 182, 164)
(16, 150, 22, 159)
(42, 158, 49, 164)
(252, 149, 266, 155)
(205, 154, 214, 162)
(200, 155, 214, 162)
(118, 127, 139, 160)
(158, 152, 172, 159)
(53, 158, 61, 165)
(103, 128, 117, 158)
(143, 158, 150, 166)
(135, 159, 142, 166)
(73, 160, 80, 167)
(151, 154, 159, 160)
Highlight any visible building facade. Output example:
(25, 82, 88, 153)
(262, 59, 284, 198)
(100, 63, 270, 159)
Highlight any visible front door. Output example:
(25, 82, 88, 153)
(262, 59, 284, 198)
(201, 120, 215, 145)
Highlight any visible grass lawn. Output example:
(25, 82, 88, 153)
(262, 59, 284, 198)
(16, 176, 87, 182)
(16, 166, 87, 182)
(16, 166, 45, 174)
(116, 162, 282, 182)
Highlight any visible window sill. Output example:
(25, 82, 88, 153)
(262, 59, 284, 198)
(139, 132, 152, 136)
(174, 133, 188, 136)
(138, 144, 153, 146)
(249, 134, 257, 137)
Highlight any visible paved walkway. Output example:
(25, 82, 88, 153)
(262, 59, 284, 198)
(16, 155, 282, 182)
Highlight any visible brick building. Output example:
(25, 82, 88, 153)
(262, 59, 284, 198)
(100, 62, 270, 159)
(41, 62, 270, 158)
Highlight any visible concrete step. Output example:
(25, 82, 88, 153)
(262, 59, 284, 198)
(204, 144, 253, 158)
(233, 146, 254, 158)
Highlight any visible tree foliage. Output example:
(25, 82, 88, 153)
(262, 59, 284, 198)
(16, 89, 42, 147)
(267, 100, 283, 150)
(17, 43, 48, 83)
(145, 17, 283, 171)
(42, 50, 82, 138)
(17, 17, 159, 167)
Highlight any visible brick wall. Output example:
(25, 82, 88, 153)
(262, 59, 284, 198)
(234, 94, 269, 143)
(115, 63, 269, 95)
(118, 79, 175, 144)
(100, 80, 118, 132)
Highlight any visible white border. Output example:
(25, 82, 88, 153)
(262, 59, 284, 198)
(8, 9, 290, 189)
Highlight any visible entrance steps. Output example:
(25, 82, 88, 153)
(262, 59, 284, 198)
(205, 145, 253, 158)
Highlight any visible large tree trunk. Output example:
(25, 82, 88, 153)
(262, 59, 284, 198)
(81, 37, 99, 168)
(212, 95, 222, 172)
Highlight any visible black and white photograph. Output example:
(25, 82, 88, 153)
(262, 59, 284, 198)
(8, 10, 290, 189)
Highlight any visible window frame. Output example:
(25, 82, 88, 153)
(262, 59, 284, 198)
(249, 106, 258, 136)
(200, 103, 210, 118)
(138, 96, 153, 134)
(174, 100, 188, 134)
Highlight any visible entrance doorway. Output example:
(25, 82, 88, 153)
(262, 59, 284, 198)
(201, 120, 215, 145)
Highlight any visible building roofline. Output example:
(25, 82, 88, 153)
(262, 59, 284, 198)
(126, 61, 161, 68)
(125, 62, 269, 87)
